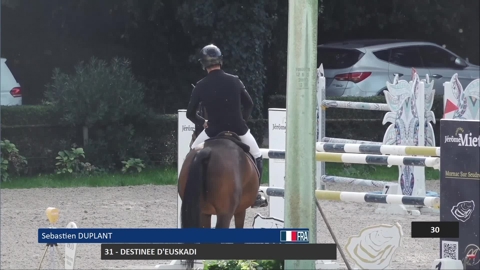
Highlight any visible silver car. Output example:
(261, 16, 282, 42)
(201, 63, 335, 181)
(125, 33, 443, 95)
(317, 39, 480, 96)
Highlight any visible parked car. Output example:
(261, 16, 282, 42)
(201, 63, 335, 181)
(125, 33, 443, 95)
(317, 39, 480, 97)
(1, 58, 22, 106)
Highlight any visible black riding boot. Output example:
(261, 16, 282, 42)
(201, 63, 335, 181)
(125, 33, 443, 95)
(252, 157, 268, 208)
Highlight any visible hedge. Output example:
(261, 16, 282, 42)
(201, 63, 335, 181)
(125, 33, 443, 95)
(0, 105, 265, 175)
(1, 95, 445, 175)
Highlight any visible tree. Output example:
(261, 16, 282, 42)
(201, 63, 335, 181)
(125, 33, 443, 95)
(44, 57, 151, 168)
(174, 0, 277, 118)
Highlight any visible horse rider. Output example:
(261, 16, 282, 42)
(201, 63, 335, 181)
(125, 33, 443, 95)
(186, 44, 268, 208)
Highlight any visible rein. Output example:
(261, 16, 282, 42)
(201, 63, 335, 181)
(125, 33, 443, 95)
(189, 102, 208, 148)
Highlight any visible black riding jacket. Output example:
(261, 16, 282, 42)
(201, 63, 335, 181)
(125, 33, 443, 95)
(186, 69, 254, 137)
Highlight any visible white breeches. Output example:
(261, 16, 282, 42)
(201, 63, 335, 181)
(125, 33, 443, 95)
(190, 129, 262, 159)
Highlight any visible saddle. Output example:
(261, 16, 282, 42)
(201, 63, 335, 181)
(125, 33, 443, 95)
(205, 131, 250, 153)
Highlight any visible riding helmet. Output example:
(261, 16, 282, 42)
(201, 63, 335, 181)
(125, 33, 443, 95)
(198, 44, 223, 70)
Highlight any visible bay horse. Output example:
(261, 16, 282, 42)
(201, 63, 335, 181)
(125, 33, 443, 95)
(178, 103, 260, 268)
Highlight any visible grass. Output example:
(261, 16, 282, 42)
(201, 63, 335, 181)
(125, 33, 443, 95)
(0, 161, 439, 189)
(0, 168, 178, 189)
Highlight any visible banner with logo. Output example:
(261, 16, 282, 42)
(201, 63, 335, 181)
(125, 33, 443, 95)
(268, 109, 287, 219)
(440, 119, 480, 269)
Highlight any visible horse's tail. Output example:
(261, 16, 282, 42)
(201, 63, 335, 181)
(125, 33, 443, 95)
(181, 148, 211, 228)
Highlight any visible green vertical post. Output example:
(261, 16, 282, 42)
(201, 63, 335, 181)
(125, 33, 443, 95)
(284, 0, 318, 269)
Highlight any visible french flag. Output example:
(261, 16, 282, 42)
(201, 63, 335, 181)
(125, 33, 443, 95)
(280, 230, 298, 242)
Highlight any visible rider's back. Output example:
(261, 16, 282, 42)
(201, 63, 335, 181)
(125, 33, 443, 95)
(194, 69, 249, 137)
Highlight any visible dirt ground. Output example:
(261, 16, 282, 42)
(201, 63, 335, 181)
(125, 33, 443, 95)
(1, 181, 440, 269)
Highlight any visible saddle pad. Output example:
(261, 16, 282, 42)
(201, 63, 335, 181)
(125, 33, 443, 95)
(205, 131, 251, 153)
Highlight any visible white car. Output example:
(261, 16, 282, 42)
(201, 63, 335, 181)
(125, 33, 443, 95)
(1, 58, 22, 106)
(318, 39, 479, 97)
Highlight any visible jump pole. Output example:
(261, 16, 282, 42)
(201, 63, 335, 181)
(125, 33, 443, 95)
(271, 70, 439, 216)
(261, 149, 440, 169)
(316, 142, 441, 157)
(284, 0, 318, 269)
(259, 187, 441, 209)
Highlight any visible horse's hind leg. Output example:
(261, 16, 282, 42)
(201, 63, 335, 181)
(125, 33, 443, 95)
(234, 210, 246, 228)
(200, 214, 212, 228)
(215, 214, 233, 228)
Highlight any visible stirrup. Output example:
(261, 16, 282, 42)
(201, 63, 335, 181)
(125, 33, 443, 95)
(252, 191, 268, 208)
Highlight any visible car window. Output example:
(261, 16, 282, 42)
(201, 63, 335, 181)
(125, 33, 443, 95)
(373, 49, 390, 62)
(419, 45, 459, 68)
(389, 46, 424, 68)
(317, 48, 364, 69)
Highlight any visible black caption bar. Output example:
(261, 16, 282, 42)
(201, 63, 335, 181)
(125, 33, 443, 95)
(411, 221, 460, 238)
(101, 244, 337, 260)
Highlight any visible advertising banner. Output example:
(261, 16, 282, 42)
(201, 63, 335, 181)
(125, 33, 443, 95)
(440, 119, 480, 269)
(268, 109, 287, 219)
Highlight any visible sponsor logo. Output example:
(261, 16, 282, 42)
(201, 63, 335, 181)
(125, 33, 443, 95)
(272, 117, 286, 130)
(444, 127, 480, 147)
(451, 200, 475, 222)
(345, 223, 403, 269)
(182, 125, 195, 132)
(463, 244, 480, 266)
